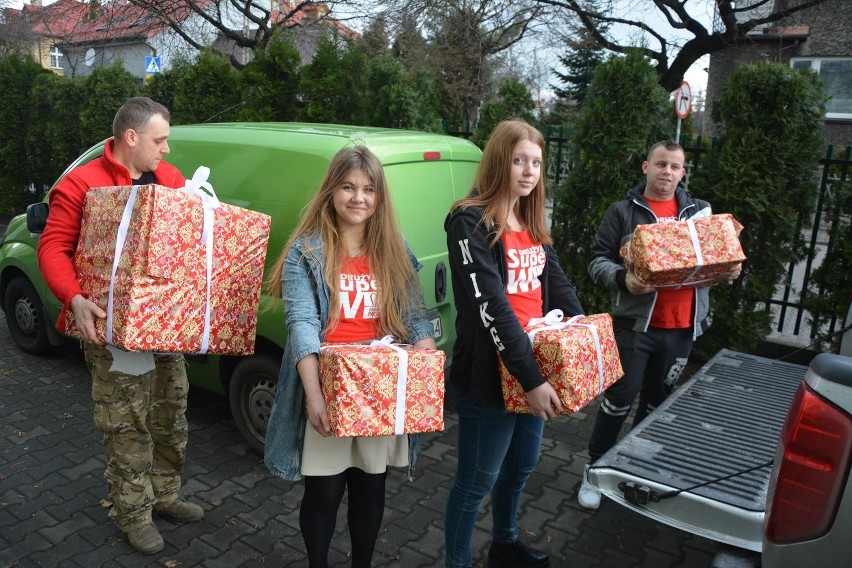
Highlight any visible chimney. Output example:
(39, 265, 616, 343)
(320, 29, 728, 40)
(31, 1, 44, 6)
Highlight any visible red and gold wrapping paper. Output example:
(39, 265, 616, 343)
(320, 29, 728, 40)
(500, 312, 623, 414)
(620, 213, 745, 288)
(320, 340, 445, 437)
(65, 182, 271, 354)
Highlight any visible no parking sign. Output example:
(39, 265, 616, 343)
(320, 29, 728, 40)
(675, 81, 692, 119)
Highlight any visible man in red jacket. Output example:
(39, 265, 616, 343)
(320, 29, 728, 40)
(37, 97, 203, 554)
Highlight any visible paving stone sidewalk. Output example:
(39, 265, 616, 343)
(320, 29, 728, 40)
(0, 311, 719, 567)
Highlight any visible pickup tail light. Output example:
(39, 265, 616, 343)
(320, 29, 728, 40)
(765, 382, 852, 543)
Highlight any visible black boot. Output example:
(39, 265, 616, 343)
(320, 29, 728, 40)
(487, 540, 550, 567)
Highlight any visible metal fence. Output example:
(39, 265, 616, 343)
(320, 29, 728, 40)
(772, 145, 851, 345)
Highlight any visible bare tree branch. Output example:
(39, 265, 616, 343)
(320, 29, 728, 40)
(125, 0, 370, 57)
(532, 0, 832, 90)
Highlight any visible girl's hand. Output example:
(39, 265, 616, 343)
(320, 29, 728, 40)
(306, 395, 332, 437)
(413, 337, 437, 350)
(526, 382, 562, 420)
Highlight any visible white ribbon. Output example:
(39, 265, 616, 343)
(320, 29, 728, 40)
(525, 310, 606, 394)
(526, 308, 564, 330)
(105, 168, 220, 354)
(677, 218, 705, 288)
(106, 184, 141, 346)
(370, 335, 409, 435)
(179, 167, 221, 354)
(630, 220, 714, 290)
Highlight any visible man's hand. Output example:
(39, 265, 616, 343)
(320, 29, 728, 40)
(625, 270, 655, 295)
(70, 294, 106, 346)
(725, 263, 743, 283)
(526, 382, 562, 421)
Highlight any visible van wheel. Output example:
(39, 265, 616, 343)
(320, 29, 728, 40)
(229, 354, 280, 455)
(4, 276, 50, 355)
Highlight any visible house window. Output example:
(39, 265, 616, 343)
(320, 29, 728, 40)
(50, 46, 63, 69)
(791, 57, 852, 120)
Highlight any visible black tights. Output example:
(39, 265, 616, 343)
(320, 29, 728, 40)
(299, 468, 388, 568)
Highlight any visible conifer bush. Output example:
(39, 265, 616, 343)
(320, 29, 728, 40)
(550, 50, 669, 311)
(690, 61, 827, 355)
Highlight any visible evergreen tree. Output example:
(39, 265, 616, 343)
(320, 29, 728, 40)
(79, 63, 141, 147)
(364, 55, 442, 131)
(299, 34, 367, 125)
(238, 30, 301, 122)
(27, 73, 86, 193)
(690, 62, 827, 355)
(359, 15, 391, 58)
(0, 52, 52, 213)
(552, 29, 607, 108)
(391, 14, 428, 71)
(550, 50, 670, 311)
(144, 56, 192, 123)
(473, 77, 536, 147)
(171, 49, 241, 124)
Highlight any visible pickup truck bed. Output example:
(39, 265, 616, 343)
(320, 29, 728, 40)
(589, 349, 807, 551)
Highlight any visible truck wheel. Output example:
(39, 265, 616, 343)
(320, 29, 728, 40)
(3, 276, 50, 355)
(229, 354, 280, 455)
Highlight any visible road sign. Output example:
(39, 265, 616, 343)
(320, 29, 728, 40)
(675, 81, 692, 119)
(145, 56, 161, 76)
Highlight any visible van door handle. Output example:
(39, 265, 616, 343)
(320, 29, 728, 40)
(435, 262, 447, 302)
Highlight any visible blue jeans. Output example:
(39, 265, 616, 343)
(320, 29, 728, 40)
(444, 384, 544, 568)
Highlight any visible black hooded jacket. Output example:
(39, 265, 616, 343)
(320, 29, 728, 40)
(444, 206, 584, 405)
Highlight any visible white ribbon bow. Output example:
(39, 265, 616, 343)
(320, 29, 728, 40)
(525, 309, 606, 395)
(179, 167, 221, 354)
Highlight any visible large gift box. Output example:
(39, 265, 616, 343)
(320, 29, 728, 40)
(320, 338, 445, 437)
(501, 311, 623, 414)
(65, 170, 271, 354)
(621, 213, 745, 288)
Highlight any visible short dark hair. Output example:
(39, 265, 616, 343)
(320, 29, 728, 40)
(112, 97, 171, 138)
(647, 139, 684, 161)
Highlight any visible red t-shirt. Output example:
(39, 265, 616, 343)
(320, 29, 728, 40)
(324, 254, 380, 343)
(502, 230, 545, 327)
(644, 197, 694, 329)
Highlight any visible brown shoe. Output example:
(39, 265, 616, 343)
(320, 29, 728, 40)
(125, 523, 164, 555)
(155, 498, 204, 523)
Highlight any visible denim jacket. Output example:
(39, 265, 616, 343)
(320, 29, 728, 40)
(264, 232, 435, 481)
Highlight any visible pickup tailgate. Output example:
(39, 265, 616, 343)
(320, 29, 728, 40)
(589, 349, 807, 551)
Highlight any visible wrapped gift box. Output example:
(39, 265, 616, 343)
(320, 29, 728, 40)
(320, 341, 445, 437)
(501, 313, 623, 414)
(621, 213, 745, 288)
(65, 182, 271, 354)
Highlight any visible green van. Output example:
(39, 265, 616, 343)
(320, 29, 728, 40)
(0, 122, 481, 453)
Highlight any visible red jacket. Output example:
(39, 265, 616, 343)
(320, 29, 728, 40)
(37, 139, 186, 333)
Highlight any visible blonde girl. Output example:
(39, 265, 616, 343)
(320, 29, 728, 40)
(264, 146, 435, 568)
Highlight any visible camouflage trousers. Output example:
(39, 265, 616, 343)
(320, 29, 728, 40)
(84, 345, 189, 531)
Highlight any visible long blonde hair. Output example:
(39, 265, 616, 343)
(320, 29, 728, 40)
(263, 146, 421, 340)
(452, 119, 551, 246)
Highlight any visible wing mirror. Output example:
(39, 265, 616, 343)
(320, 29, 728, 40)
(26, 202, 49, 234)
